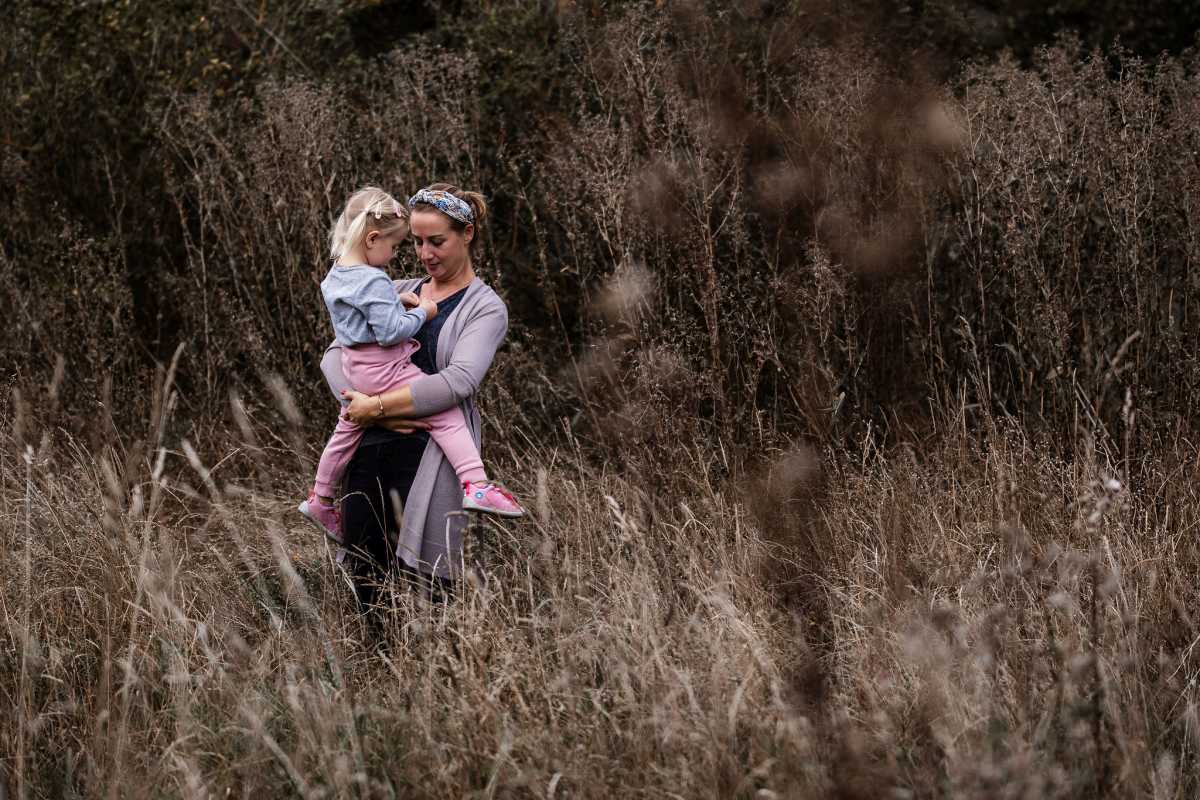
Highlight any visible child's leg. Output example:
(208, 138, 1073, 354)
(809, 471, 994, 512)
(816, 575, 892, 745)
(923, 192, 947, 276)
(313, 344, 407, 500)
(314, 416, 364, 498)
(340, 342, 486, 484)
(343, 340, 482, 482)
(424, 405, 487, 485)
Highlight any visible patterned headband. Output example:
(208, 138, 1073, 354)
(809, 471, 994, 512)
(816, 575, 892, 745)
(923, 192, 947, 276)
(407, 188, 474, 226)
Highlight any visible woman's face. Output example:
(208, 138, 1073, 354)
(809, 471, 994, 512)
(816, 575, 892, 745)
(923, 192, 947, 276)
(409, 210, 473, 281)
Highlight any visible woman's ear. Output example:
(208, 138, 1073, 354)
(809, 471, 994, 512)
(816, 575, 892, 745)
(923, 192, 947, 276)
(462, 223, 474, 245)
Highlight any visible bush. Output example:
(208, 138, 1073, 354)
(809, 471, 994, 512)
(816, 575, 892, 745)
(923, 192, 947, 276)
(940, 44, 1200, 446)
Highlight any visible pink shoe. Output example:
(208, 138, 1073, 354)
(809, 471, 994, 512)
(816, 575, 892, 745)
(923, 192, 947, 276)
(298, 491, 343, 544)
(462, 481, 525, 518)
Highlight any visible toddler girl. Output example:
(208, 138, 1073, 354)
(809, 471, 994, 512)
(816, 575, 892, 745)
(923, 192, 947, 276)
(299, 187, 524, 542)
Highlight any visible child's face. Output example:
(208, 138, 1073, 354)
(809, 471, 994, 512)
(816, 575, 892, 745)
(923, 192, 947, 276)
(364, 229, 407, 267)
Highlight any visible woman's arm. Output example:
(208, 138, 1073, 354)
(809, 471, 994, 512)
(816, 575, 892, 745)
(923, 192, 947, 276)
(343, 385, 418, 422)
(340, 300, 508, 423)
(323, 344, 431, 433)
(320, 343, 352, 405)
(409, 301, 508, 415)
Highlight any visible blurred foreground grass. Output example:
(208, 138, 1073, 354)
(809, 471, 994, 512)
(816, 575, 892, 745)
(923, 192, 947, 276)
(3, 404, 1197, 798)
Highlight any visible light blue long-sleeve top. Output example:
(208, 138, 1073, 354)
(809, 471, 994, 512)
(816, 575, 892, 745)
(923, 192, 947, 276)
(321, 264, 427, 347)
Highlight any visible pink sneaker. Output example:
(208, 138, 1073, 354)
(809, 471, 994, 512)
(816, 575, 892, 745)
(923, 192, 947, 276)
(462, 481, 525, 518)
(298, 491, 343, 544)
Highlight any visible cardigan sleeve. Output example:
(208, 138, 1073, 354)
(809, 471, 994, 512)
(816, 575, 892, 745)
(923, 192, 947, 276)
(408, 299, 508, 417)
(320, 342, 350, 406)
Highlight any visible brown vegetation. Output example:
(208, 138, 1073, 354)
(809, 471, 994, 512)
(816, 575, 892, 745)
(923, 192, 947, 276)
(3, 1, 1200, 796)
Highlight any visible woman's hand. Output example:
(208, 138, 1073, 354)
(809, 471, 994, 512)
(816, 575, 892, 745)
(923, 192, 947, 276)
(341, 389, 431, 432)
(341, 389, 385, 424)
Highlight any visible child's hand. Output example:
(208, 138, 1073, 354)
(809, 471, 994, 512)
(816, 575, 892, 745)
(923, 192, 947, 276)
(397, 291, 421, 308)
(419, 296, 438, 321)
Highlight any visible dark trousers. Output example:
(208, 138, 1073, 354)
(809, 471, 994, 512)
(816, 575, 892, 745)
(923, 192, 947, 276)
(341, 435, 453, 616)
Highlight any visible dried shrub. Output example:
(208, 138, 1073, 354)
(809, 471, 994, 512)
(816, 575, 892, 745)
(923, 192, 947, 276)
(157, 43, 483, 418)
(938, 43, 1200, 444)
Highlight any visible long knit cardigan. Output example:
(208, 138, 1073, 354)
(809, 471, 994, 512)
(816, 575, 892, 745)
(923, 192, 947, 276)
(320, 276, 508, 578)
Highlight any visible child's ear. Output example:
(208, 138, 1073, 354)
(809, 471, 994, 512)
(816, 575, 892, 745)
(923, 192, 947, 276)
(365, 231, 379, 247)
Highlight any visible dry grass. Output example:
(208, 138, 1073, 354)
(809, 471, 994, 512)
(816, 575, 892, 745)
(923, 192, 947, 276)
(4, 367, 1199, 797)
(5, 4, 1200, 796)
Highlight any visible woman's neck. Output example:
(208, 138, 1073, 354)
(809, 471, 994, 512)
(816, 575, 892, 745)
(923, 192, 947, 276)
(427, 263, 475, 299)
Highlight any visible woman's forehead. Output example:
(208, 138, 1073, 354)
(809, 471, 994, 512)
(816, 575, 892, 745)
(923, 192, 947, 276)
(409, 210, 453, 236)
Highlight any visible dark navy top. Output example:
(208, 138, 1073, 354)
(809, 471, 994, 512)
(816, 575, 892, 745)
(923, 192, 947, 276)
(358, 280, 471, 447)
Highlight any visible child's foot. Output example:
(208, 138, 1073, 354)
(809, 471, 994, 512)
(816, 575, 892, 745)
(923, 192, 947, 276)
(298, 491, 343, 544)
(462, 481, 525, 518)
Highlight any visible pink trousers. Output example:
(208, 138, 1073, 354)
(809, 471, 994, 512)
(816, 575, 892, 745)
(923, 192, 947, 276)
(313, 341, 486, 498)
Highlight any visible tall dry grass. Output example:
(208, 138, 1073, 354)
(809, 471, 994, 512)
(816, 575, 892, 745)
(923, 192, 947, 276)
(5, 2, 1200, 796)
(5, 361, 1200, 796)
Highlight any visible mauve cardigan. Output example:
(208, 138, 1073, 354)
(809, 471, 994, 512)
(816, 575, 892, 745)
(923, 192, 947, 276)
(320, 276, 508, 578)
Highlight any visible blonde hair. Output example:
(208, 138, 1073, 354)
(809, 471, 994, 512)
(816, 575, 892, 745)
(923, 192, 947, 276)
(329, 187, 409, 260)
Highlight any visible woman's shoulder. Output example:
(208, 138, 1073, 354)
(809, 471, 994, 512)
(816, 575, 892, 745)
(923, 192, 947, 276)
(465, 277, 507, 313)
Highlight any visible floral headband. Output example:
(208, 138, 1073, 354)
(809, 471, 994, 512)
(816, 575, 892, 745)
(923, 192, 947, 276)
(408, 188, 474, 226)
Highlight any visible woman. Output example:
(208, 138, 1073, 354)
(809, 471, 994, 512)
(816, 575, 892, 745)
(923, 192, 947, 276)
(320, 182, 508, 610)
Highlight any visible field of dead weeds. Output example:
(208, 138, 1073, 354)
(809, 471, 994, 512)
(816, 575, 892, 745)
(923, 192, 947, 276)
(5, 388, 1199, 797)
(5, 1, 1200, 796)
